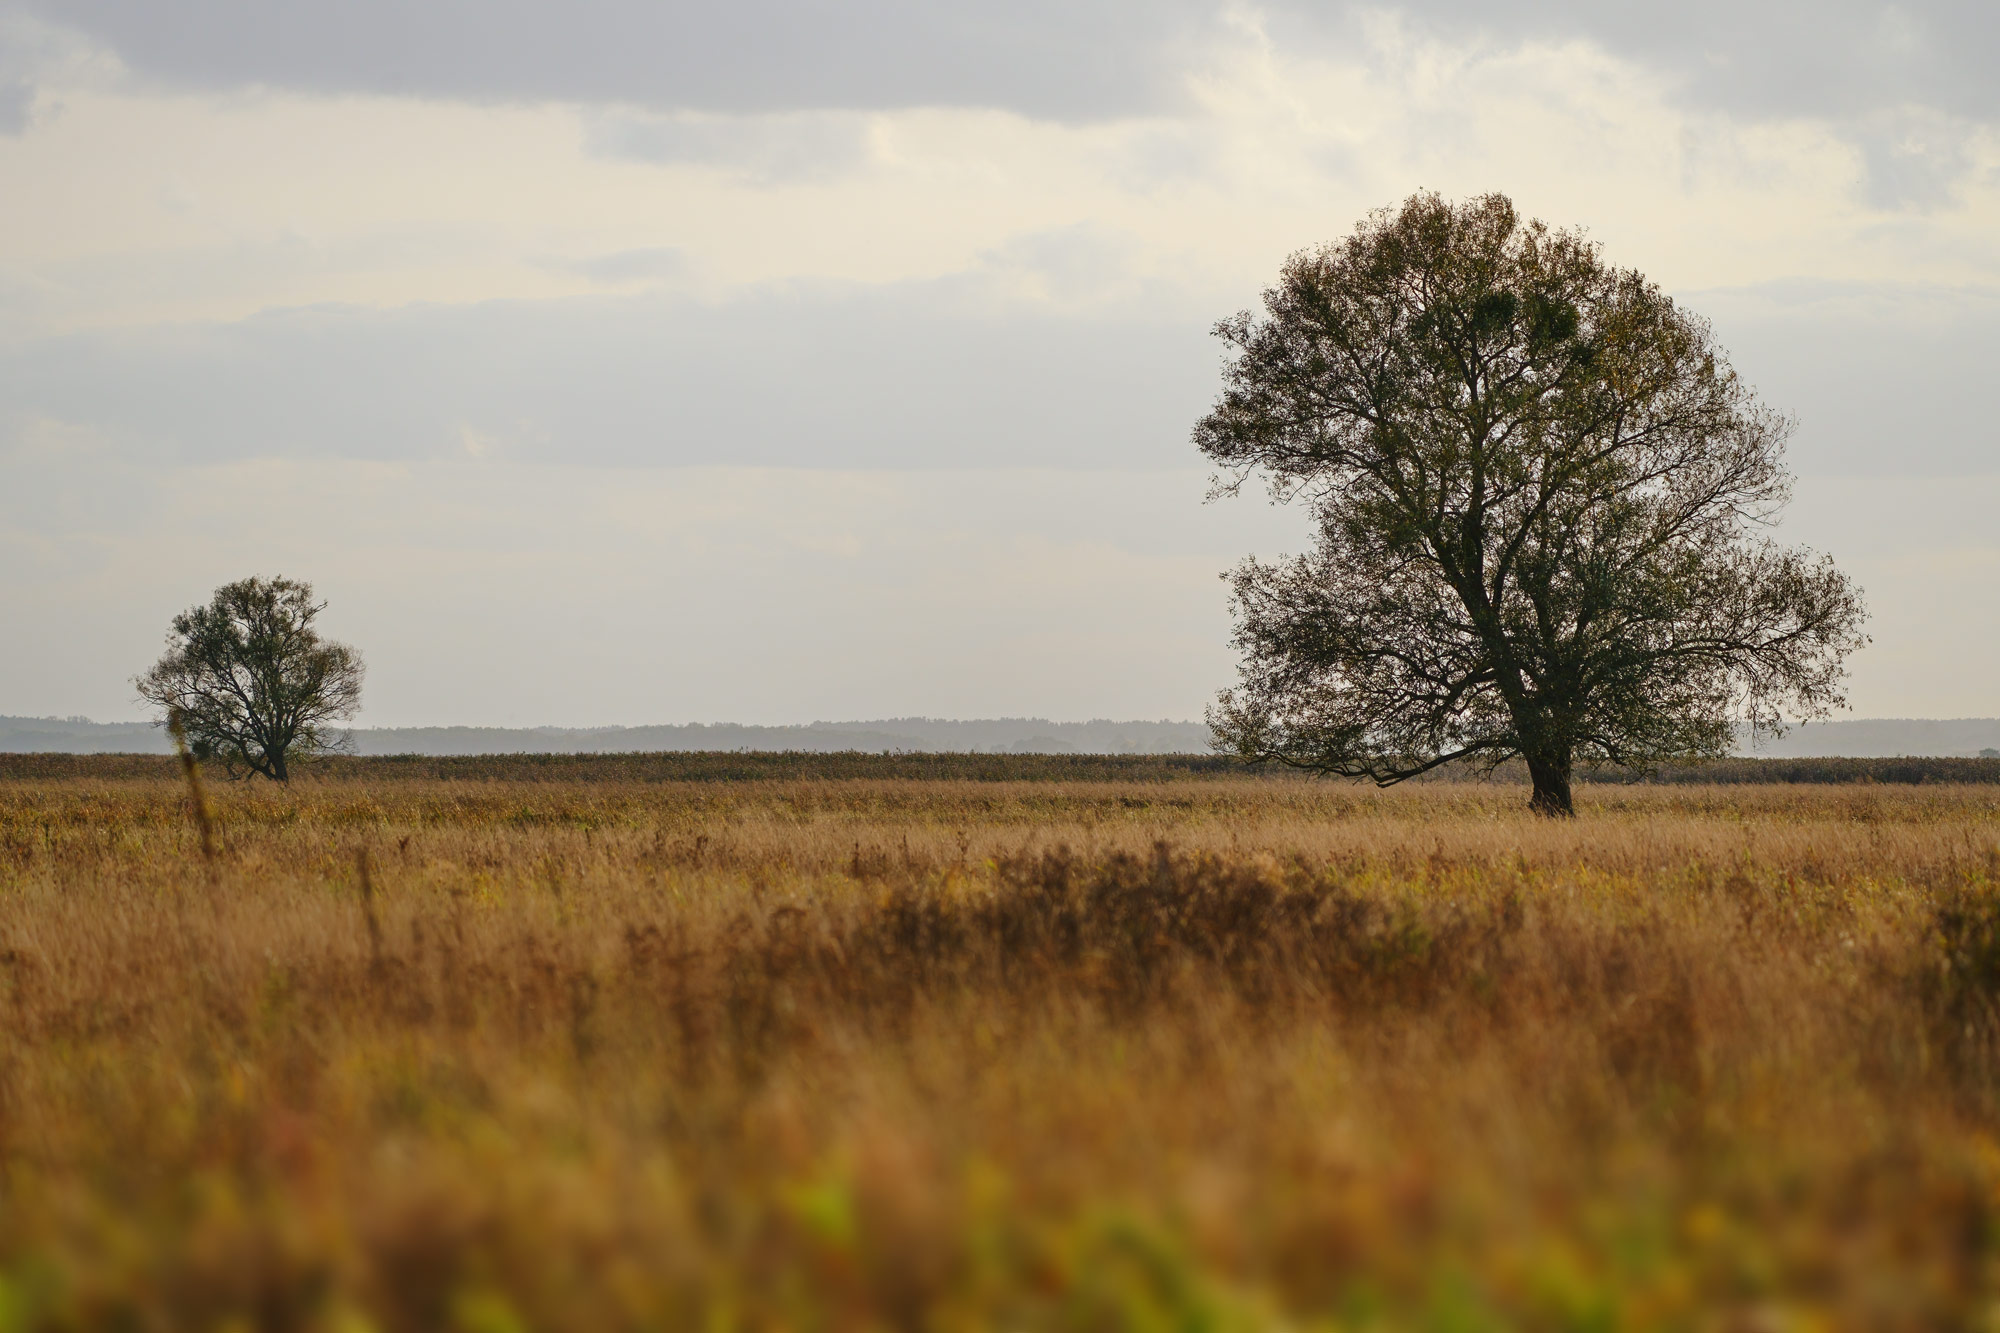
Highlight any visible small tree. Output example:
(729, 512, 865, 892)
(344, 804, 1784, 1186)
(1197, 192, 1867, 815)
(136, 576, 364, 781)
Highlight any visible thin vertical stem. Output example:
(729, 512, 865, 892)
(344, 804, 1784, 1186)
(166, 709, 218, 866)
(356, 845, 384, 974)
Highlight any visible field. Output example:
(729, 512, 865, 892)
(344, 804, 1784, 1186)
(3, 762, 2000, 1329)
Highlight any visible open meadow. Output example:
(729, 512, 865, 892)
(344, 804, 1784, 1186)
(3, 759, 2000, 1329)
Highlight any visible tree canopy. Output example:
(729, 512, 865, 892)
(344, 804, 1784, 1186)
(136, 576, 364, 781)
(1196, 192, 1867, 815)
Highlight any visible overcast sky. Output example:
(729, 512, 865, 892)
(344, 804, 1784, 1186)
(2, 1, 1995, 726)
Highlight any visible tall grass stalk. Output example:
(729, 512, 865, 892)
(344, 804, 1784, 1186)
(165, 707, 217, 866)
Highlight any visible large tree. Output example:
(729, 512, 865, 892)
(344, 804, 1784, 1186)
(136, 576, 364, 781)
(1196, 192, 1866, 816)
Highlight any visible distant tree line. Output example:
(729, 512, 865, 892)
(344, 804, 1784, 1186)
(6, 752, 1997, 786)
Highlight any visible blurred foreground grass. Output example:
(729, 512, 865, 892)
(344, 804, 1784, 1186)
(2, 772, 1999, 1329)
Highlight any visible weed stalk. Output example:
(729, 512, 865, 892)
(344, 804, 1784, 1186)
(166, 708, 218, 867)
(356, 845, 384, 974)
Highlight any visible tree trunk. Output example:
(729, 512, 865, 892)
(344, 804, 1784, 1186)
(270, 747, 289, 783)
(1525, 750, 1573, 818)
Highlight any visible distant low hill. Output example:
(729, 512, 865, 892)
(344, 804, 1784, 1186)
(0, 716, 1214, 756)
(0, 716, 162, 754)
(338, 718, 1215, 756)
(1740, 718, 2000, 759)
(3, 715, 1996, 758)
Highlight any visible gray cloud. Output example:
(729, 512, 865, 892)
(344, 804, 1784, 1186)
(0, 10, 87, 131)
(14, 1, 1991, 213)
(0, 279, 1223, 469)
(1850, 110, 1978, 211)
(13, 0, 1995, 128)
(1342, 1, 2000, 124)
(10, 0, 1218, 119)
(0, 75, 27, 131)
(583, 110, 875, 184)
(560, 247, 691, 287)
(2, 275, 1990, 478)
(1693, 279, 2000, 477)
(975, 225, 1148, 303)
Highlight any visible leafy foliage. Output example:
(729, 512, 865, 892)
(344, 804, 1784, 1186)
(1198, 192, 1867, 814)
(134, 575, 364, 781)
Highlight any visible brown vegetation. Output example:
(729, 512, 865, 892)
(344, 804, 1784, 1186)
(2, 772, 1998, 1327)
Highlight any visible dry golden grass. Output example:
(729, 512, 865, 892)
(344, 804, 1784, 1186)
(2, 772, 1999, 1329)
